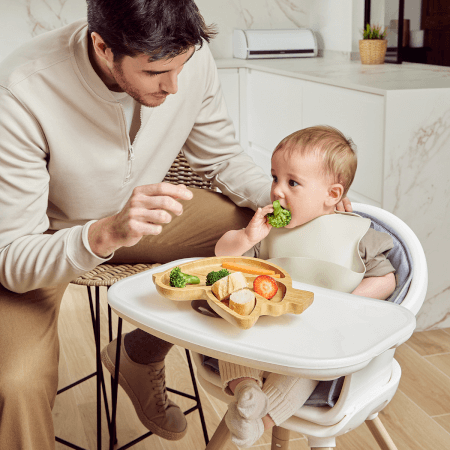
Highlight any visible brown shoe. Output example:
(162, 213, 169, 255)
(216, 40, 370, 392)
(101, 336, 188, 440)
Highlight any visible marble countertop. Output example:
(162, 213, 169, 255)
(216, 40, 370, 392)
(215, 57, 450, 95)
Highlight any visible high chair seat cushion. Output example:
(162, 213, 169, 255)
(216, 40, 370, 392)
(354, 211, 413, 305)
(201, 356, 345, 408)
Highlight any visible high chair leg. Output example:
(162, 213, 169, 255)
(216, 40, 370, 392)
(271, 426, 290, 449)
(365, 415, 398, 450)
(206, 414, 230, 450)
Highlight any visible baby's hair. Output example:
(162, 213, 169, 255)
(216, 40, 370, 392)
(272, 125, 357, 197)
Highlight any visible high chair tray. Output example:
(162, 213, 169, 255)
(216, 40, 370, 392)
(107, 258, 416, 379)
(152, 256, 314, 329)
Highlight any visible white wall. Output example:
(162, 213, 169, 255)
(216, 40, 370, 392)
(309, 0, 353, 53)
(404, 0, 422, 31)
(195, 0, 310, 59)
(0, 0, 366, 63)
(352, 0, 365, 53)
(0, 0, 86, 61)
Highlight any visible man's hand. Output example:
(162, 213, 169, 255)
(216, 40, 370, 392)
(335, 196, 353, 213)
(88, 183, 193, 258)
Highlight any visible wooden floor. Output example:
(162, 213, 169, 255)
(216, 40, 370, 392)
(54, 284, 450, 450)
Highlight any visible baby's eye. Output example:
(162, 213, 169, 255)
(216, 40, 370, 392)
(272, 175, 278, 183)
(289, 179, 299, 187)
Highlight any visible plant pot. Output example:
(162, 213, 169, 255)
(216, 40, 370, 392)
(359, 39, 388, 65)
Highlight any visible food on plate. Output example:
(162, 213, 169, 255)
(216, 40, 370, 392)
(266, 200, 292, 228)
(253, 275, 278, 300)
(211, 271, 248, 301)
(229, 289, 256, 316)
(221, 262, 280, 277)
(206, 268, 230, 286)
(169, 266, 200, 288)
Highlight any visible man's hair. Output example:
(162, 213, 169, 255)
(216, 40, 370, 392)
(87, 0, 217, 61)
(273, 125, 357, 197)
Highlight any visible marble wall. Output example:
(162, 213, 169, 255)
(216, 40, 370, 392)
(0, 0, 86, 60)
(0, 0, 364, 61)
(384, 89, 450, 331)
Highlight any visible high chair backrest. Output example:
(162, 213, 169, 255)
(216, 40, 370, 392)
(354, 210, 412, 304)
(351, 203, 428, 315)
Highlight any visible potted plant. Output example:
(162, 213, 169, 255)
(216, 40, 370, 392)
(359, 24, 388, 65)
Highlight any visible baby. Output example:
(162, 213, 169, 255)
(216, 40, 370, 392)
(214, 125, 396, 447)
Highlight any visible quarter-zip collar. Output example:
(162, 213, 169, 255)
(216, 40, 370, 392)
(70, 19, 118, 103)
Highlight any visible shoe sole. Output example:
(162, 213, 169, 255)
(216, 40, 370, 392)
(100, 345, 188, 441)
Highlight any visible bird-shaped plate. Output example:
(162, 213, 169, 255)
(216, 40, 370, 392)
(152, 256, 314, 329)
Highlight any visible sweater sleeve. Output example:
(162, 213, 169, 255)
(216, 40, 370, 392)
(359, 227, 396, 278)
(182, 45, 272, 211)
(0, 88, 110, 293)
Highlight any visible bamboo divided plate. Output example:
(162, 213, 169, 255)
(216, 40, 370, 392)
(152, 256, 314, 329)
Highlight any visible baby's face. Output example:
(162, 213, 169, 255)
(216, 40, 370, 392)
(270, 150, 336, 228)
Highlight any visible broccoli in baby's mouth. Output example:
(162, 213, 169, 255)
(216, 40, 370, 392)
(266, 200, 292, 228)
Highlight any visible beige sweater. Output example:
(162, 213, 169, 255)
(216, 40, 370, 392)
(0, 20, 271, 293)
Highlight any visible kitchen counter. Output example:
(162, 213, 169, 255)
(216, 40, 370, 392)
(215, 57, 450, 95)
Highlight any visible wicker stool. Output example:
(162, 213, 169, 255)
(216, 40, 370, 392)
(56, 264, 157, 450)
(57, 151, 212, 449)
(109, 308, 209, 450)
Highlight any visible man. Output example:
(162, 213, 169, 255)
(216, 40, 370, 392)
(0, 0, 350, 448)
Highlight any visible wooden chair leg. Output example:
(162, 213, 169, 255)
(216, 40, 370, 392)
(365, 416, 398, 450)
(206, 414, 230, 450)
(271, 426, 290, 450)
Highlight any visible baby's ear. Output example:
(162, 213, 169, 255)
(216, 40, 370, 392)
(326, 184, 344, 207)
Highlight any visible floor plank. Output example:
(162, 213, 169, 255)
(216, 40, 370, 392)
(377, 389, 450, 450)
(53, 346, 91, 450)
(406, 328, 450, 356)
(394, 343, 450, 416)
(433, 414, 450, 435)
(425, 353, 450, 377)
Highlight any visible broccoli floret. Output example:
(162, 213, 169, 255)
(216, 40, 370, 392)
(169, 267, 200, 288)
(206, 269, 230, 286)
(266, 200, 292, 228)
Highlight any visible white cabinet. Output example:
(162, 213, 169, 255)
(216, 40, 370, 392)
(302, 81, 384, 206)
(243, 70, 384, 206)
(217, 68, 240, 143)
(246, 70, 303, 176)
(247, 70, 303, 152)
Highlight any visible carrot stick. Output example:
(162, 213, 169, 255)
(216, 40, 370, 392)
(222, 262, 280, 277)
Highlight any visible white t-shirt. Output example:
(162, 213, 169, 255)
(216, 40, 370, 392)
(110, 90, 135, 135)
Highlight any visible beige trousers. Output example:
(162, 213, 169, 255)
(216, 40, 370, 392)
(0, 188, 253, 450)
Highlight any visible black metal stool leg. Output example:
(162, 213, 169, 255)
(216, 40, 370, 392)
(107, 303, 118, 446)
(94, 286, 102, 450)
(110, 317, 123, 450)
(185, 349, 209, 445)
(87, 286, 112, 447)
(56, 285, 111, 450)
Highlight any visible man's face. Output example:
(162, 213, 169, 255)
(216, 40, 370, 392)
(107, 47, 195, 107)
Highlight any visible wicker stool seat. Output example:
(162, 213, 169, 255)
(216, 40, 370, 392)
(163, 152, 214, 190)
(71, 263, 160, 287)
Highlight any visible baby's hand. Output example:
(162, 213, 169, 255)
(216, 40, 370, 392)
(244, 205, 273, 245)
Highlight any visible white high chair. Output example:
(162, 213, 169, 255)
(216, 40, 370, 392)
(192, 203, 428, 450)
